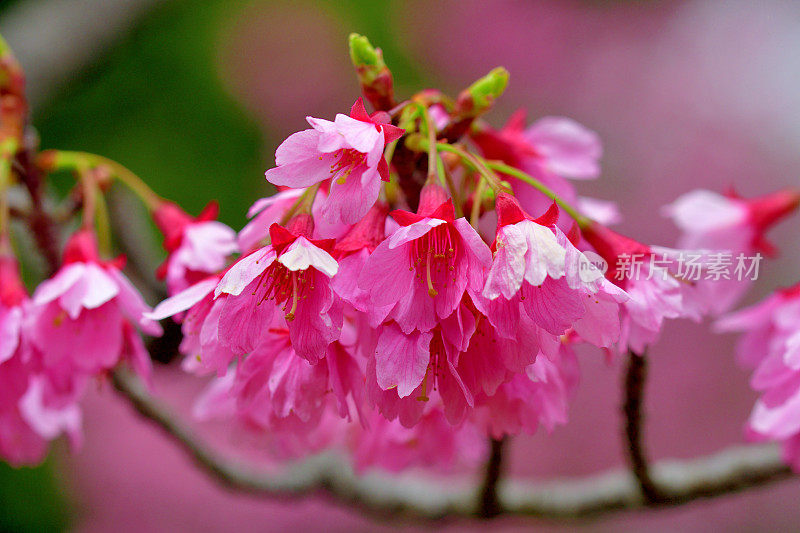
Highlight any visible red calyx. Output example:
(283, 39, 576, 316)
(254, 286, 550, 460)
(391, 184, 456, 227)
(0, 254, 27, 307)
(268, 219, 335, 256)
(745, 189, 800, 256)
(495, 193, 559, 228)
(349, 97, 404, 182)
(62, 229, 126, 270)
(582, 222, 651, 283)
(153, 201, 219, 253)
(780, 282, 800, 300)
(62, 228, 101, 265)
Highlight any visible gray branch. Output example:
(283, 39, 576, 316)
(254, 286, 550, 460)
(111, 367, 796, 521)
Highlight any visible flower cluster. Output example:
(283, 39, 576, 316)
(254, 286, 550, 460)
(1, 33, 799, 475)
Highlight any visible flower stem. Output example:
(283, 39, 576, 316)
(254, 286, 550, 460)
(417, 104, 442, 186)
(483, 160, 591, 228)
(0, 137, 19, 246)
(94, 189, 112, 256)
(43, 150, 162, 210)
(471, 177, 486, 229)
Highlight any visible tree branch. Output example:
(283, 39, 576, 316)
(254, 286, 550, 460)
(110, 367, 796, 522)
(477, 437, 505, 518)
(622, 349, 664, 503)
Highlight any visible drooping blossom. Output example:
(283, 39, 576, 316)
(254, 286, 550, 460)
(472, 110, 602, 223)
(0, 253, 46, 464)
(473, 334, 580, 438)
(367, 304, 479, 427)
(193, 370, 346, 460)
(0, 251, 82, 465)
(190, 323, 364, 457)
(264, 98, 404, 225)
(0, 251, 26, 366)
(477, 194, 625, 348)
(358, 184, 492, 334)
(27, 229, 162, 379)
(153, 201, 238, 296)
(664, 188, 800, 255)
(716, 284, 800, 470)
(663, 189, 800, 314)
(215, 216, 341, 363)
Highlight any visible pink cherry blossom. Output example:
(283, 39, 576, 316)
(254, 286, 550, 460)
(193, 370, 346, 460)
(153, 201, 238, 296)
(214, 219, 341, 363)
(264, 98, 404, 225)
(473, 334, 580, 438)
(0, 254, 47, 465)
(330, 202, 393, 326)
(663, 189, 800, 315)
(581, 222, 706, 354)
(27, 230, 162, 379)
(478, 195, 625, 347)
(0, 251, 84, 464)
(716, 285, 800, 470)
(0, 253, 26, 366)
(368, 300, 546, 428)
(0, 354, 48, 466)
(358, 185, 492, 334)
(664, 188, 800, 255)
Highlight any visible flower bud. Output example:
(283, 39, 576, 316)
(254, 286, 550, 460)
(348, 33, 395, 111)
(455, 67, 509, 118)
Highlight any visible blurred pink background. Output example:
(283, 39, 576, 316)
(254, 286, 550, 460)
(63, 1, 800, 530)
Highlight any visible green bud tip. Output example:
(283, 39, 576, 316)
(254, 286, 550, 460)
(468, 67, 509, 103)
(348, 33, 382, 68)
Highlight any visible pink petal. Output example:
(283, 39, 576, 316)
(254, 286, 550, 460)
(147, 277, 217, 321)
(453, 218, 493, 290)
(521, 277, 585, 335)
(375, 325, 432, 398)
(108, 269, 163, 336)
(333, 114, 383, 153)
(288, 276, 341, 364)
(483, 224, 527, 300)
(387, 218, 443, 249)
(218, 289, 276, 355)
(358, 241, 414, 307)
(274, 128, 323, 165)
(215, 247, 274, 297)
(525, 116, 601, 179)
(0, 306, 22, 364)
(19, 376, 83, 443)
(31, 264, 85, 306)
(320, 165, 381, 225)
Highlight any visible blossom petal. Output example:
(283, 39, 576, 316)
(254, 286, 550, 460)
(375, 325, 432, 398)
(278, 237, 338, 277)
(215, 248, 274, 297)
(147, 277, 217, 321)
